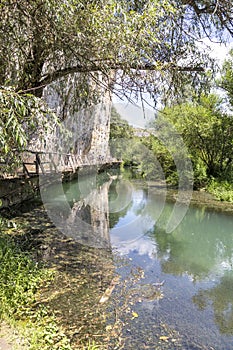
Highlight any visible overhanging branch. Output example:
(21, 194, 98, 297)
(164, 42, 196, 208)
(37, 62, 205, 91)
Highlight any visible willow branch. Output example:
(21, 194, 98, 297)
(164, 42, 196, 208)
(37, 62, 205, 90)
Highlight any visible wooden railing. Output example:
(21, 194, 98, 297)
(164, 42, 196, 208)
(21, 151, 83, 177)
(0, 150, 119, 179)
(0, 151, 79, 178)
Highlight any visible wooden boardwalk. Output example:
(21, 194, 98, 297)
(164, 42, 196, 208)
(0, 150, 121, 179)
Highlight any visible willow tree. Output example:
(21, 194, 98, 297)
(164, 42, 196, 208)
(0, 0, 233, 159)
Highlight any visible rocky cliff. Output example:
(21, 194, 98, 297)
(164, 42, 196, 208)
(39, 73, 112, 166)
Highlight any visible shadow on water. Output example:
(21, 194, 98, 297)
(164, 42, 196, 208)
(2, 171, 233, 349)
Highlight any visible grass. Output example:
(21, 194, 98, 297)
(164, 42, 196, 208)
(207, 179, 233, 202)
(0, 220, 73, 350)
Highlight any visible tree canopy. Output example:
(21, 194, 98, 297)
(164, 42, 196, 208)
(1, 0, 233, 167)
(1, 0, 233, 101)
(219, 49, 233, 107)
(144, 93, 233, 188)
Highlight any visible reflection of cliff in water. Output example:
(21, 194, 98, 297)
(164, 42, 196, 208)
(40, 171, 114, 248)
(66, 179, 111, 248)
(60, 176, 233, 287)
(42, 172, 158, 249)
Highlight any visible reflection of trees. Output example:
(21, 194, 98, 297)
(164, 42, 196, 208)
(193, 273, 233, 335)
(150, 204, 233, 281)
(46, 176, 233, 341)
(66, 177, 233, 284)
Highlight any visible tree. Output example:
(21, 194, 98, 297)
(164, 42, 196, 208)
(110, 107, 133, 140)
(1, 0, 232, 99)
(1, 0, 233, 165)
(219, 49, 233, 107)
(0, 87, 58, 173)
(155, 94, 233, 182)
(180, 0, 233, 38)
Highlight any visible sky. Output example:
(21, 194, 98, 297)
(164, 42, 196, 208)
(113, 40, 233, 128)
(201, 39, 232, 65)
(113, 101, 156, 128)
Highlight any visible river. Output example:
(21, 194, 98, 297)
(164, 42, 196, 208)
(5, 170, 233, 349)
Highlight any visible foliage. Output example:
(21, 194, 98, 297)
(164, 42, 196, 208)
(219, 49, 233, 107)
(110, 106, 134, 140)
(1, 0, 233, 180)
(0, 232, 45, 318)
(0, 221, 72, 349)
(179, 0, 233, 37)
(0, 87, 59, 172)
(153, 94, 233, 184)
(141, 134, 176, 180)
(1, 0, 231, 100)
(110, 106, 135, 163)
(207, 179, 233, 202)
(17, 309, 73, 350)
(1, 0, 233, 171)
(81, 340, 100, 350)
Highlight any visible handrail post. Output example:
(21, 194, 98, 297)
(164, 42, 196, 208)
(35, 154, 39, 175)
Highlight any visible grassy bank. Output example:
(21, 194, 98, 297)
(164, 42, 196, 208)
(0, 220, 73, 350)
(207, 179, 233, 202)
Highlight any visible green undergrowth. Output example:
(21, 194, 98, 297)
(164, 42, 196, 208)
(0, 224, 73, 350)
(207, 179, 233, 202)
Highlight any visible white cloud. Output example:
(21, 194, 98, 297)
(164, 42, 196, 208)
(200, 38, 232, 64)
(112, 234, 158, 260)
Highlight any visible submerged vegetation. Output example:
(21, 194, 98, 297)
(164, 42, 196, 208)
(0, 212, 165, 350)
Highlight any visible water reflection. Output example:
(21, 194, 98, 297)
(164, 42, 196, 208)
(42, 173, 233, 344)
(193, 272, 233, 335)
(153, 206, 233, 281)
(40, 171, 112, 248)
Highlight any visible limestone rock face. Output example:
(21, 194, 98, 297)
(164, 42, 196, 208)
(41, 73, 112, 166)
(28, 73, 111, 168)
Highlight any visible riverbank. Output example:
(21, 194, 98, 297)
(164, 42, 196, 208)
(166, 187, 233, 214)
(135, 178, 233, 215)
(191, 190, 233, 214)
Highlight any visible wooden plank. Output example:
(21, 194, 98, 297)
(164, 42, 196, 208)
(35, 160, 39, 175)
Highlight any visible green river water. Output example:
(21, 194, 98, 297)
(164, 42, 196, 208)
(5, 171, 233, 349)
